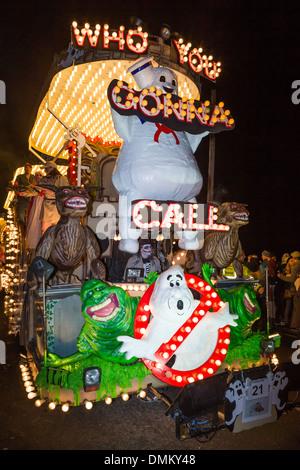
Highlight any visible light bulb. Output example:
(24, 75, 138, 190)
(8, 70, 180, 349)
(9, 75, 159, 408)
(35, 399, 44, 407)
(61, 403, 70, 412)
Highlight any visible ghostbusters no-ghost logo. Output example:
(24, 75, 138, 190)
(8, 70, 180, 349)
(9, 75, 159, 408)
(118, 266, 237, 387)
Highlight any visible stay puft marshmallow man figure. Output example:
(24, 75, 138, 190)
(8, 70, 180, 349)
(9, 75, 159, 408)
(110, 56, 209, 254)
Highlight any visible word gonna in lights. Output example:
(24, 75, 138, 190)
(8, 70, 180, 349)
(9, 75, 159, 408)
(71, 21, 221, 80)
(109, 80, 234, 128)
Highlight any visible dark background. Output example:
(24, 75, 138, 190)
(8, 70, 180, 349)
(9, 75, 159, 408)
(0, 0, 299, 258)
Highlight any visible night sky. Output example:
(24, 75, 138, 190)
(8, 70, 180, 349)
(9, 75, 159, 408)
(0, 0, 299, 259)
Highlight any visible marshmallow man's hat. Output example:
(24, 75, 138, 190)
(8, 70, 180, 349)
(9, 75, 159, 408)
(127, 56, 154, 90)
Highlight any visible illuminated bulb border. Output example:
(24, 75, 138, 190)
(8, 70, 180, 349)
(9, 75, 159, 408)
(134, 274, 231, 387)
(29, 59, 200, 162)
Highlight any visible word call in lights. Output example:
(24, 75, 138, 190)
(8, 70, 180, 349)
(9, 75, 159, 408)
(132, 201, 230, 232)
(71, 21, 222, 81)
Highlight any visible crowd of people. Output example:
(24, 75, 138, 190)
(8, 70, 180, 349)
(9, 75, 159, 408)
(234, 249, 300, 332)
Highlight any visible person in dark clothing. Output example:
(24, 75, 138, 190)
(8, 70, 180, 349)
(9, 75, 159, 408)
(275, 253, 291, 325)
(14, 163, 34, 228)
(124, 239, 161, 282)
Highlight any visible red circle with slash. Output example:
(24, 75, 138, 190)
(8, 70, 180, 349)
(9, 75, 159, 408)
(134, 274, 231, 387)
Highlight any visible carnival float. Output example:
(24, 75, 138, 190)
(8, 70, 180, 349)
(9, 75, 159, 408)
(2, 18, 299, 441)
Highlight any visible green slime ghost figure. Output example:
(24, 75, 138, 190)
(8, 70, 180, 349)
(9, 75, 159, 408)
(218, 284, 261, 348)
(47, 279, 140, 367)
(202, 264, 261, 348)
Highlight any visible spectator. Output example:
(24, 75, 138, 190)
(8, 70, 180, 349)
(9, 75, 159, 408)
(278, 251, 300, 327)
(124, 239, 161, 282)
(260, 250, 277, 328)
(246, 253, 260, 265)
(220, 252, 264, 294)
(247, 256, 265, 294)
(275, 253, 291, 325)
(290, 272, 300, 331)
(14, 163, 34, 229)
(25, 170, 45, 252)
(39, 161, 69, 235)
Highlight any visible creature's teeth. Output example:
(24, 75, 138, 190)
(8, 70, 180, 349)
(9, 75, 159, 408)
(245, 292, 254, 307)
(91, 298, 111, 312)
(92, 307, 120, 322)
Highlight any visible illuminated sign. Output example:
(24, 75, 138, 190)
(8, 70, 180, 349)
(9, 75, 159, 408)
(71, 22, 222, 81)
(131, 200, 229, 233)
(72, 21, 148, 54)
(134, 274, 230, 386)
(108, 79, 234, 133)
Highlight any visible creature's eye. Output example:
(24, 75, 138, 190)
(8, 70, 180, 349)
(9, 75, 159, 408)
(87, 291, 93, 298)
(170, 281, 174, 287)
(159, 75, 166, 82)
(77, 189, 86, 195)
(172, 80, 176, 87)
(231, 204, 238, 210)
(176, 280, 180, 286)
(63, 189, 71, 195)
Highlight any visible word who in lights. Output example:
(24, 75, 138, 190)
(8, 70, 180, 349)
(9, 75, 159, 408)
(72, 21, 148, 54)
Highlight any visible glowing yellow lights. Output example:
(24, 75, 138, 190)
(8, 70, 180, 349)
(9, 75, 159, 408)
(121, 392, 129, 401)
(61, 402, 70, 412)
(35, 399, 44, 407)
(29, 59, 200, 162)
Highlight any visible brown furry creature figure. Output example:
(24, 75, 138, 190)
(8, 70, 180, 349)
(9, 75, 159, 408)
(35, 186, 105, 284)
(200, 202, 249, 270)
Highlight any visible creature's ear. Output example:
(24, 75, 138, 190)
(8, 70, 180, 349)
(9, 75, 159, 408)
(207, 200, 221, 207)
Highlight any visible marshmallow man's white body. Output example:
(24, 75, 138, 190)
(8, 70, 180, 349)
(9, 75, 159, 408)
(110, 57, 208, 253)
(117, 266, 237, 371)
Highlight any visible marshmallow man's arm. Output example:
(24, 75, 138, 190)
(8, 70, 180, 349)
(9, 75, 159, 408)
(110, 108, 136, 142)
(185, 131, 209, 153)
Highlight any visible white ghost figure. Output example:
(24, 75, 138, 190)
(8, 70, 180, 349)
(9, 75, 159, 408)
(225, 380, 246, 426)
(270, 370, 288, 410)
(117, 265, 237, 371)
(110, 56, 209, 254)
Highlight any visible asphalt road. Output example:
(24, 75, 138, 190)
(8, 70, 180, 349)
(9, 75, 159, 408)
(1, 290, 300, 452)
